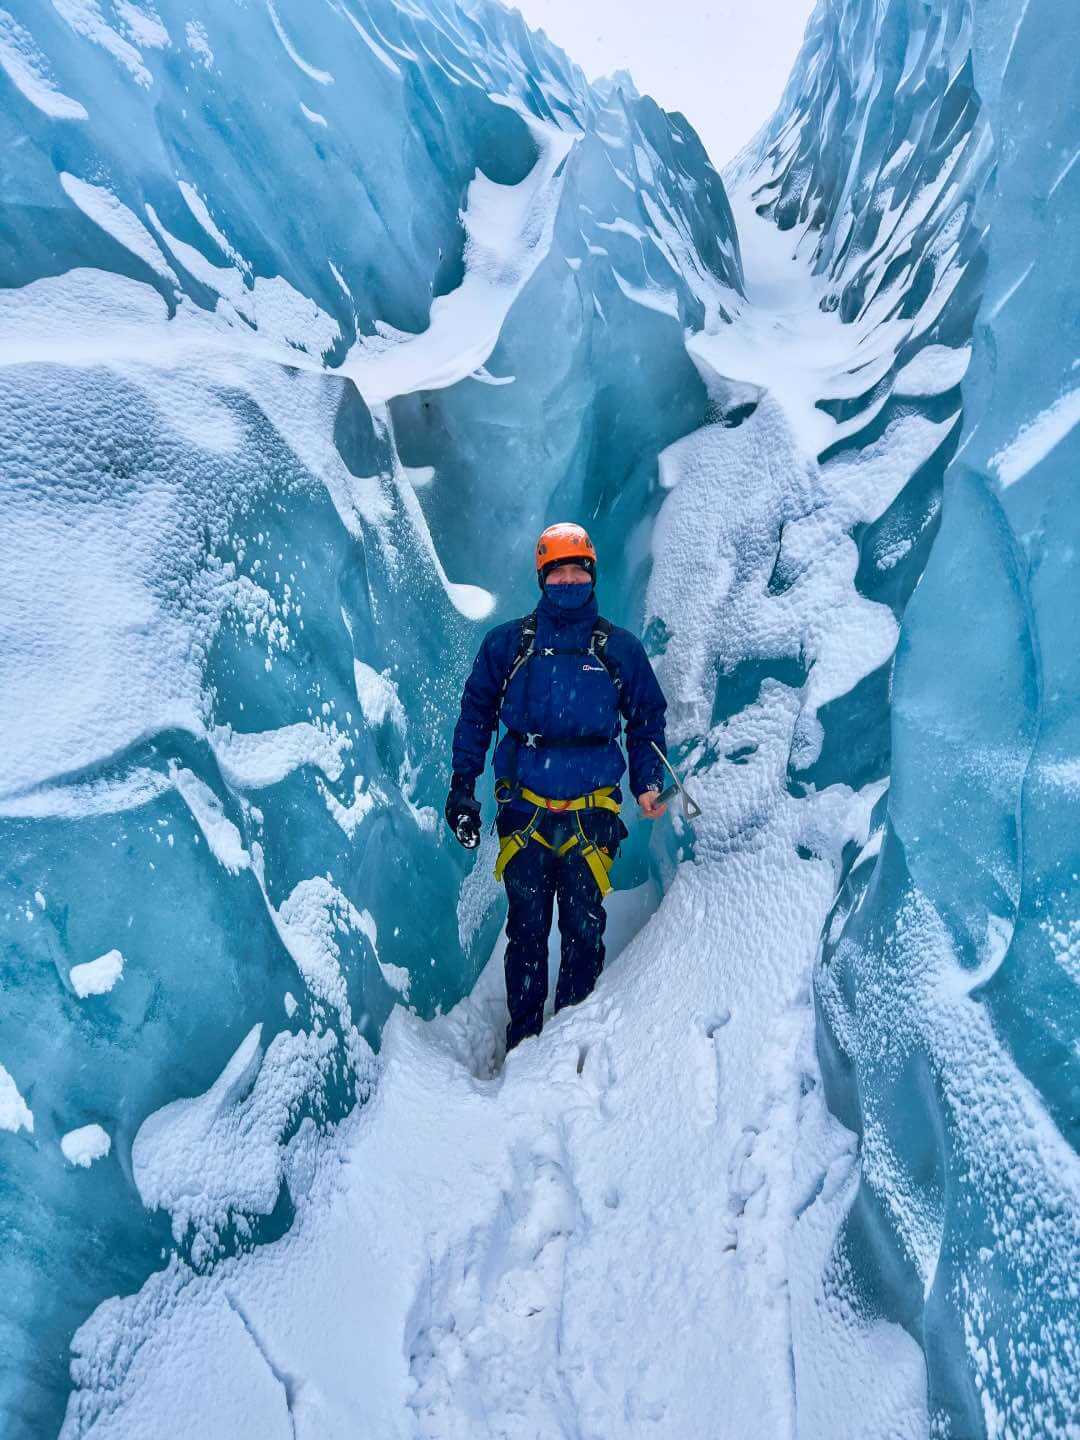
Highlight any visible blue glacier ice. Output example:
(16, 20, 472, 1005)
(0, 0, 1075, 1435)
(799, 0, 1080, 1433)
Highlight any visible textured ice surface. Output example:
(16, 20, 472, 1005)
(131, 1023, 337, 1260)
(0, 0, 1076, 1435)
(746, 0, 1080, 1434)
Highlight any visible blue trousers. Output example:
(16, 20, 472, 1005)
(500, 808, 621, 1051)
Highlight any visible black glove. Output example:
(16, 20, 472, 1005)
(445, 774, 481, 849)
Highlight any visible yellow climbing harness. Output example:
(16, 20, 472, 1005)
(493, 785, 620, 896)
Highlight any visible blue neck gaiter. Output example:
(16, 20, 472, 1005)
(543, 581, 594, 612)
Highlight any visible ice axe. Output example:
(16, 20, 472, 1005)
(650, 741, 702, 819)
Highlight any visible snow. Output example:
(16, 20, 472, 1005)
(266, 0, 333, 85)
(132, 1024, 336, 1253)
(333, 1, 401, 76)
(0, 766, 172, 820)
(0, 263, 372, 806)
(62, 749, 918, 1434)
(114, 2, 168, 50)
(318, 774, 384, 838)
(254, 864, 390, 1044)
(70, 949, 125, 998)
(0, 1062, 33, 1134)
(1040, 756, 1080, 793)
(989, 386, 1080, 487)
(0, 279, 208, 802)
(379, 961, 411, 997)
(59, 175, 177, 284)
(352, 661, 406, 731)
(177, 182, 245, 269)
(50, 0, 152, 86)
(821, 884, 1080, 1430)
(340, 106, 576, 408)
(0, 197, 504, 794)
(611, 267, 681, 317)
(655, 194, 963, 770)
(171, 767, 249, 874)
(184, 20, 212, 67)
(894, 344, 971, 397)
(210, 722, 349, 789)
(60, 1125, 111, 1168)
(1048, 147, 1078, 199)
(79, 1289, 294, 1437)
(144, 204, 247, 314)
(0, 9, 87, 118)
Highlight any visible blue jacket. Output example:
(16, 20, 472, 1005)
(451, 588, 668, 801)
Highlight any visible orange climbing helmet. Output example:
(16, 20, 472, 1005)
(535, 522, 597, 584)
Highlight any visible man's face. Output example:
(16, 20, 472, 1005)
(545, 563, 592, 585)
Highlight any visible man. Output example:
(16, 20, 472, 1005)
(445, 522, 669, 1051)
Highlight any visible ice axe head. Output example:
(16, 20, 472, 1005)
(656, 782, 702, 820)
(651, 741, 702, 820)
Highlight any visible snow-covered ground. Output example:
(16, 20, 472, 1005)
(62, 192, 938, 1440)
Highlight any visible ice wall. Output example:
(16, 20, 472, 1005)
(0, 2, 741, 1432)
(739, 0, 1080, 1434)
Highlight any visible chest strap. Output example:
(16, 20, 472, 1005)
(506, 727, 615, 750)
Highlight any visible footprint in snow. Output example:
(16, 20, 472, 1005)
(407, 1137, 580, 1433)
(690, 1008, 731, 1126)
(566, 1034, 615, 1108)
(727, 1125, 766, 1219)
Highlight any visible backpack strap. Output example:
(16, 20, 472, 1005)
(497, 611, 538, 716)
(589, 617, 622, 694)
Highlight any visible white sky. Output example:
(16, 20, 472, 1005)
(508, 0, 817, 167)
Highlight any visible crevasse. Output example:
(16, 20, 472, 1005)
(0, 0, 1075, 1437)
